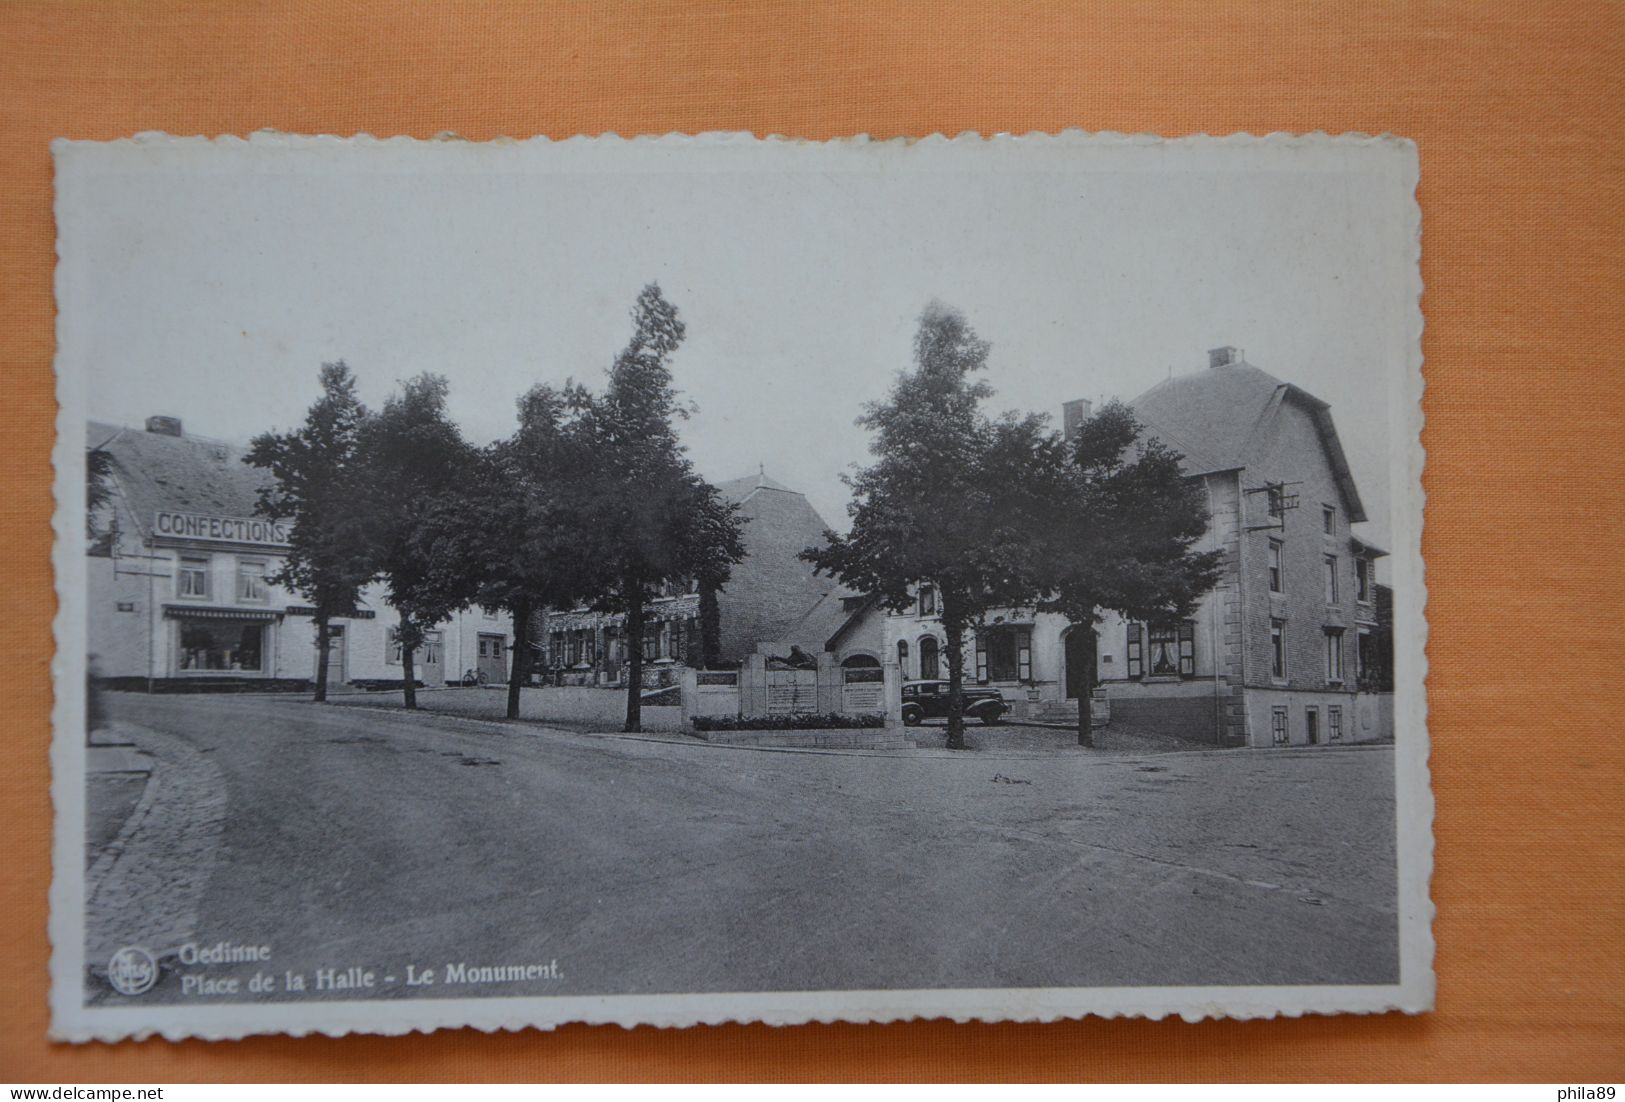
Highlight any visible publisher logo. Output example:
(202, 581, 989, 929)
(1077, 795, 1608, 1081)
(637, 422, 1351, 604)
(107, 946, 158, 996)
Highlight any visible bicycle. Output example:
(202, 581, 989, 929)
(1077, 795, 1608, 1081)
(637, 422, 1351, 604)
(460, 668, 490, 688)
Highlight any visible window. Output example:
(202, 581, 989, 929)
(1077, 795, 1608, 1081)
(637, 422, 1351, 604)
(235, 559, 268, 603)
(178, 620, 263, 672)
(1268, 540, 1283, 593)
(1323, 554, 1339, 602)
(1328, 705, 1343, 742)
(1270, 618, 1286, 679)
(483, 606, 497, 621)
(1323, 505, 1336, 534)
(421, 631, 441, 665)
(976, 626, 1031, 682)
(1125, 623, 1144, 679)
(1144, 622, 1196, 678)
(478, 638, 489, 658)
(897, 639, 909, 677)
(1324, 627, 1345, 682)
(642, 625, 657, 661)
(919, 636, 940, 680)
(1356, 557, 1371, 603)
(490, 637, 503, 660)
(549, 631, 565, 666)
(177, 555, 210, 599)
(1271, 706, 1289, 745)
(917, 585, 937, 617)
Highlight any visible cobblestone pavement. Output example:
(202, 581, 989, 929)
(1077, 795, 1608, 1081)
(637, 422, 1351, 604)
(83, 722, 229, 999)
(89, 691, 1399, 1006)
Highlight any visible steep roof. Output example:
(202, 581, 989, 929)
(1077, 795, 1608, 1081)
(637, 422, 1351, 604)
(88, 420, 273, 539)
(715, 468, 795, 505)
(1128, 360, 1367, 523)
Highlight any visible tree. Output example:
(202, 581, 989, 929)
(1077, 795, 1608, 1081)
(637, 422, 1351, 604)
(245, 361, 374, 703)
(1036, 400, 1224, 745)
(86, 447, 115, 553)
(356, 374, 477, 709)
(432, 382, 600, 720)
(803, 302, 1065, 749)
(572, 284, 746, 732)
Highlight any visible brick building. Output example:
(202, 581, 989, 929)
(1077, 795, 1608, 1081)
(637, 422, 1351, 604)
(875, 347, 1393, 747)
(85, 416, 514, 692)
(539, 470, 857, 682)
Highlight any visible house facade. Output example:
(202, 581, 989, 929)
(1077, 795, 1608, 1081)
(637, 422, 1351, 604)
(86, 416, 513, 692)
(538, 470, 859, 685)
(874, 347, 1394, 748)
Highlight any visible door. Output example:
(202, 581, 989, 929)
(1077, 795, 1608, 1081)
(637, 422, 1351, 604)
(1064, 627, 1095, 700)
(478, 633, 508, 685)
(314, 624, 346, 691)
(1305, 707, 1320, 745)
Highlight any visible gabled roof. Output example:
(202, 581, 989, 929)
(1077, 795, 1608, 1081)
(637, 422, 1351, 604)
(1129, 361, 1367, 523)
(88, 420, 273, 539)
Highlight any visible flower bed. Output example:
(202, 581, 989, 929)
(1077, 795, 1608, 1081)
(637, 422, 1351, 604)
(692, 712, 885, 732)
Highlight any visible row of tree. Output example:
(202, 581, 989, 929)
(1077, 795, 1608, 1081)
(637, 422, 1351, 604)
(245, 287, 1218, 747)
(245, 284, 746, 731)
(804, 302, 1222, 748)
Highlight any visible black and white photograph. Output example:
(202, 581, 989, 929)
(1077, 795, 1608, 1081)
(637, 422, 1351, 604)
(50, 132, 1431, 1040)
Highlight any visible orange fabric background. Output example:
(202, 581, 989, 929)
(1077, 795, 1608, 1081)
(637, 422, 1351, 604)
(2, 0, 1620, 1083)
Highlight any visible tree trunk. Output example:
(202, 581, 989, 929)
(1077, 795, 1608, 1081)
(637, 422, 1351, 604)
(1077, 623, 1095, 747)
(624, 582, 644, 733)
(943, 603, 966, 751)
(507, 597, 531, 721)
(313, 613, 331, 703)
(400, 613, 418, 710)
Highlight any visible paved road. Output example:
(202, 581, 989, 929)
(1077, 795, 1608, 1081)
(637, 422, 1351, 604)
(88, 692, 1398, 1005)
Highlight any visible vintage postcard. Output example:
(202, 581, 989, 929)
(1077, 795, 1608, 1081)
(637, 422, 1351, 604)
(50, 131, 1431, 1041)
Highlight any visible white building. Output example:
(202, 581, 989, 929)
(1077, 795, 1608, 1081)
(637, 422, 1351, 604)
(86, 416, 513, 692)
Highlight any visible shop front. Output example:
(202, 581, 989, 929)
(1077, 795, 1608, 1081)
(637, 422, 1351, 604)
(163, 604, 283, 680)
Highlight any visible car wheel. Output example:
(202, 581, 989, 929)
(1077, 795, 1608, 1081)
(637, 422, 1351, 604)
(979, 711, 1003, 726)
(902, 708, 922, 726)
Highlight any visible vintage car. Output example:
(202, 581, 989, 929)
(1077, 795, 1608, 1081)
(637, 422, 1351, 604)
(899, 679, 1009, 726)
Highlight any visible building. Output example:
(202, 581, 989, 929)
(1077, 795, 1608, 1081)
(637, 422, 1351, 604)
(86, 416, 513, 692)
(873, 347, 1394, 748)
(538, 469, 859, 684)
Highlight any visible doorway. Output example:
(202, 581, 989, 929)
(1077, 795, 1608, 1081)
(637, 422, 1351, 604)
(477, 633, 508, 685)
(1305, 706, 1320, 745)
(1064, 627, 1096, 700)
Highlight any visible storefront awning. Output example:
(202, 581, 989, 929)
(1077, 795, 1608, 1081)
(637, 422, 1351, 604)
(162, 604, 284, 622)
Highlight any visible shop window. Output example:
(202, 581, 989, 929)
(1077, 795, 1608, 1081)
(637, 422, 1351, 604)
(1328, 705, 1343, 742)
(1324, 627, 1345, 683)
(917, 585, 937, 617)
(178, 620, 263, 672)
(896, 639, 909, 677)
(1270, 618, 1286, 679)
(235, 559, 268, 603)
(1271, 706, 1288, 745)
(1268, 540, 1283, 594)
(1323, 554, 1339, 602)
(177, 555, 210, 600)
(976, 626, 1031, 683)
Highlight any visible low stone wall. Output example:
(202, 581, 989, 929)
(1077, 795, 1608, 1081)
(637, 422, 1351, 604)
(1106, 694, 1224, 745)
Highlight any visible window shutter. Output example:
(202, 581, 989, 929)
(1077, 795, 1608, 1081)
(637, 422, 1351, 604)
(975, 635, 988, 682)
(1126, 623, 1143, 679)
(1178, 621, 1195, 677)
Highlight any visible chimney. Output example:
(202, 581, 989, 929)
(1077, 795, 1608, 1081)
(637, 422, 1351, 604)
(145, 415, 183, 437)
(1062, 398, 1092, 442)
(1208, 346, 1240, 369)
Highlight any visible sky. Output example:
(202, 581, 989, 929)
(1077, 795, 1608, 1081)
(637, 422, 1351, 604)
(66, 136, 1414, 551)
